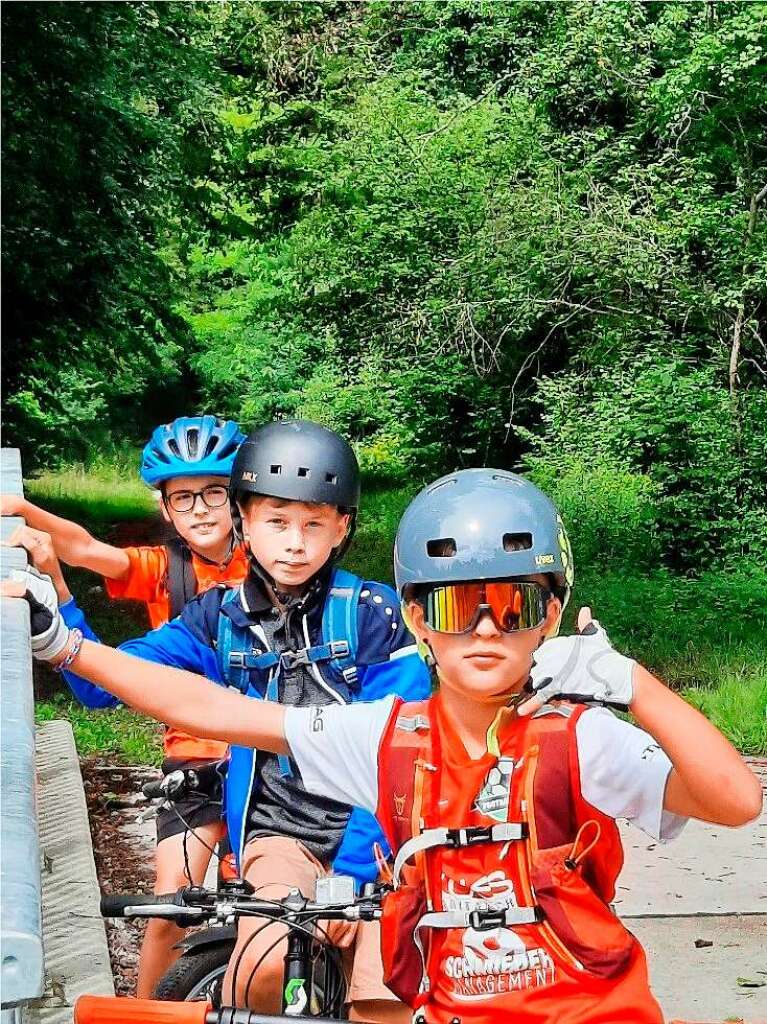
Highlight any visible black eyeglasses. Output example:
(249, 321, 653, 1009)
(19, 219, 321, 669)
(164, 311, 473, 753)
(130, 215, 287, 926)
(164, 484, 230, 514)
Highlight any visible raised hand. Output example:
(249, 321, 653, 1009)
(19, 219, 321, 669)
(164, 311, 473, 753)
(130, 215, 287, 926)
(4, 525, 72, 602)
(518, 606, 636, 716)
(0, 493, 23, 517)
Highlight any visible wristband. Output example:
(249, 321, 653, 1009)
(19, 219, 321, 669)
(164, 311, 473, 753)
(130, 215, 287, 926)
(53, 628, 84, 672)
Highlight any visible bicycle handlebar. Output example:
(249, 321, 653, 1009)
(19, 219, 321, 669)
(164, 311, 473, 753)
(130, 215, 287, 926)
(75, 995, 382, 1024)
(140, 778, 169, 799)
(100, 885, 383, 923)
(141, 761, 226, 802)
(99, 892, 208, 922)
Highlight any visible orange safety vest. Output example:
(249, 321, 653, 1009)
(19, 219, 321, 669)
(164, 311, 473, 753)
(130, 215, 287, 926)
(376, 695, 664, 1024)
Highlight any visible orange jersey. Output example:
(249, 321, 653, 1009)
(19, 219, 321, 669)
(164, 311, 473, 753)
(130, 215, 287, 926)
(105, 542, 249, 759)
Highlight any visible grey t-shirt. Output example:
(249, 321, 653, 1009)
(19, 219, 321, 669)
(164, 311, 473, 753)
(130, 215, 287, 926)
(245, 603, 354, 863)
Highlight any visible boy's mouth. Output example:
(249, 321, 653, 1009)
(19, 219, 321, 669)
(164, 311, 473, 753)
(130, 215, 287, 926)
(464, 650, 505, 667)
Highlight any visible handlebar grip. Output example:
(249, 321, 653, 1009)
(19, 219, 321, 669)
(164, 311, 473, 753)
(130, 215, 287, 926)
(100, 893, 176, 918)
(141, 779, 165, 799)
(74, 995, 211, 1023)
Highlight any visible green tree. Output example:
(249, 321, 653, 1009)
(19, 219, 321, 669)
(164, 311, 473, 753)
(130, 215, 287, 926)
(2, 1, 216, 462)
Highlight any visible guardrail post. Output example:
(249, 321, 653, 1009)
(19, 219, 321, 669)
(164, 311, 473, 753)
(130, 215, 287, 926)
(1, 448, 45, 1014)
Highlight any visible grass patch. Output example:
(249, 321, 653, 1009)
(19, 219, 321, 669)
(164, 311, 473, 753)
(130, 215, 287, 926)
(683, 672, 767, 757)
(36, 695, 163, 764)
(26, 446, 155, 525)
(344, 482, 416, 584)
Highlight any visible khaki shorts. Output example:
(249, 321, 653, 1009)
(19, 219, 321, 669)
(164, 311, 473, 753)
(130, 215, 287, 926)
(241, 834, 396, 1004)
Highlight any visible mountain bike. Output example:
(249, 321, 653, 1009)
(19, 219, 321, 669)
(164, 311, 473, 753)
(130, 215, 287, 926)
(99, 876, 385, 1018)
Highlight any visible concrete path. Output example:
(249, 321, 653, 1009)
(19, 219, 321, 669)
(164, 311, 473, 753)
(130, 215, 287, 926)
(618, 758, 767, 1022)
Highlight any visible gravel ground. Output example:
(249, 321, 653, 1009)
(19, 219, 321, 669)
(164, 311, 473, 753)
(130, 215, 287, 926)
(82, 757, 158, 995)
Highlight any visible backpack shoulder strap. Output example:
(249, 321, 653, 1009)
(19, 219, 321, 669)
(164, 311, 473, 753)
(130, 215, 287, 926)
(165, 538, 197, 620)
(320, 567, 364, 687)
(377, 699, 432, 856)
(215, 586, 272, 693)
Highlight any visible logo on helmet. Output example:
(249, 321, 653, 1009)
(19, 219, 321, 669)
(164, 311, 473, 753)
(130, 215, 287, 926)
(556, 515, 574, 587)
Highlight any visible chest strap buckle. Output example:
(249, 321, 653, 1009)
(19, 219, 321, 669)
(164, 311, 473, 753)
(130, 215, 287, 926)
(280, 640, 351, 672)
(393, 823, 529, 886)
(445, 824, 529, 848)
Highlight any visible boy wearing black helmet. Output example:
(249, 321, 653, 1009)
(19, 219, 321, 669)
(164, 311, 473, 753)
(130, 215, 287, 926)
(8, 420, 430, 1021)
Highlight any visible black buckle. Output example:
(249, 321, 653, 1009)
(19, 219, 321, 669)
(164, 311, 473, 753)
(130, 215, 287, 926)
(280, 649, 309, 670)
(468, 909, 508, 931)
(445, 826, 493, 847)
(467, 906, 542, 931)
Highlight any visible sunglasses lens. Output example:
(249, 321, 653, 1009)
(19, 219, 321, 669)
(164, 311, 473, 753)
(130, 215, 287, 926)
(423, 582, 546, 633)
(424, 584, 484, 633)
(485, 583, 546, 631)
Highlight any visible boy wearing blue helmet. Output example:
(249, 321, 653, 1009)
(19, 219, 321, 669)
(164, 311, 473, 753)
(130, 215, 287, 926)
(1, 415, 247, 997)
(7, 468, 761, 1024)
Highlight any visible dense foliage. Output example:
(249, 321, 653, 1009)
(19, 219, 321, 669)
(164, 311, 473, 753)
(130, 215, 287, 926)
(3, 1, 766, 572)
(1, 2, 214, 457)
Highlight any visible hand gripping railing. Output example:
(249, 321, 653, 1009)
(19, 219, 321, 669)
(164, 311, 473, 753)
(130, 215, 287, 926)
(0, 448, 45, 1014)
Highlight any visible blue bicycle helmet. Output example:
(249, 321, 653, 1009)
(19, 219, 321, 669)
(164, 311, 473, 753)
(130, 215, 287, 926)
(140, 416, 245, 488)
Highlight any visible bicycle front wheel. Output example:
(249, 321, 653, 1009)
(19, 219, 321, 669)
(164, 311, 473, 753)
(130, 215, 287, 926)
(154, 942, 234, 1004)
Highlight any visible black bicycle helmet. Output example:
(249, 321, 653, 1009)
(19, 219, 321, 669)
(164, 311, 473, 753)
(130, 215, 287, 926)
(231, 420, 360, 510)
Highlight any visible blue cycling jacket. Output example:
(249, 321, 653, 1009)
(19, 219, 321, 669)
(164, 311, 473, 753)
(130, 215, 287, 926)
(60, 574, 430, 883)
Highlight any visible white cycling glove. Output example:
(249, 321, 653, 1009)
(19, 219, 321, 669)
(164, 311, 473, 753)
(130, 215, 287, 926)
(521, 619, 636, 714)
(8, 566, 71, 662)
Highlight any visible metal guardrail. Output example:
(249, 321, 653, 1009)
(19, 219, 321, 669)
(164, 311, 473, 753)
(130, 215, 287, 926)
(1, 448, 45, 1013)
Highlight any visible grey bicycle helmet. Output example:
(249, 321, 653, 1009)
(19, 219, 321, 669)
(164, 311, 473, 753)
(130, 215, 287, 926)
(394, 469, 573, 603)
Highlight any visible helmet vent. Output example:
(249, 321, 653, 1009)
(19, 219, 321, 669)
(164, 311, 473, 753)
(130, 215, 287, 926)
(426, 538, 457, 557)
(204, 435, 220, 457)
(503, 533, 532, 552)
(187, 429, 199, 458)
(297, 467, 311, 478)
(167, 439, 181, 457)
(325, 472, 338, 485)
(270, 464, 282, 475)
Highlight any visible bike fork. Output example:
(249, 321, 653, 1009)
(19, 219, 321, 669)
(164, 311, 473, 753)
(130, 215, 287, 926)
(282, 926, 313, 1017)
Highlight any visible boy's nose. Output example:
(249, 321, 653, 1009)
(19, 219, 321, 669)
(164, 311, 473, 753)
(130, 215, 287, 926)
(473, 608, 502, 637)
(285, 528, 305, 552)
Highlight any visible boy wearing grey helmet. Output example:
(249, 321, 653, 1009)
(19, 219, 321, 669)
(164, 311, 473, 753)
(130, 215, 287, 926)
(5, 468, 761, 1024)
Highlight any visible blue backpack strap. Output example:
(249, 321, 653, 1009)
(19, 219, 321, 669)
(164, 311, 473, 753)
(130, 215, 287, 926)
(217, 588, 291, 777)
(321, 568, 363, 688)
(216, 587, 279, 693)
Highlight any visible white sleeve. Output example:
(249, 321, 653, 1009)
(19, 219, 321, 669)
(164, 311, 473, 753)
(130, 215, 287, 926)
(284, 694, 397, 813)
(576, 707, 687, 843)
